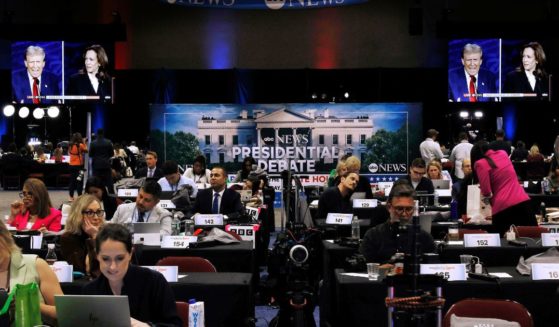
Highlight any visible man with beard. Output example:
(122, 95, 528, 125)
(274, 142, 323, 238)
(317, 172, 359, 219)
(360, 181, 435, 263)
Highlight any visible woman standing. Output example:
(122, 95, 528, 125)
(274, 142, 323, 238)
(8, 178, 62, 232)
(83, 224, 182, 326)
(471, 141, 536, 234)
(68, 132, 88, 201)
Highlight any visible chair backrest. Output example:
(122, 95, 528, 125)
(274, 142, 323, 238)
(176, 301, 189, 327)
(515, 226, 549, 238)
(156, 256, 217, 273)
(458, 229, 488, 239)
(443, 298, 534, 327)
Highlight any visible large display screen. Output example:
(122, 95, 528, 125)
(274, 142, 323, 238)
(11, 41, 114, 104)
(448, 38, 552, 102)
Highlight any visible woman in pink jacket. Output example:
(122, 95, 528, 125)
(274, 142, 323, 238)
(471, 141, 536, 235)
(8, 178, 62, 232)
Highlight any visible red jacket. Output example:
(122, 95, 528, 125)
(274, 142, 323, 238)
(10, 207, 62, 232)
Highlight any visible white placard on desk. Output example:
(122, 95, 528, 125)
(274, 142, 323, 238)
(158, 200, 176, 209)
(161, 235, 197, 249)
(117, 188, 139, 197)
(133, 233, 161, 246)
(326, 213, 353, 225)
(143, 266, 179, 282)
(420, 264, 467, 281)
(245, 206, 260, 221)
(541, 233, 559, 247)
(531, 263, 559, 280)
(194, 214, 224, 226)
(463, 233, 501, 247)
(30, 234, 43, 249)
(51, 262, 73, 282)
(353, 199, 377, 209)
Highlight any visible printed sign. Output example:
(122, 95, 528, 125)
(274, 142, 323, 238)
(420, 264, 467, 281)
(463, 234, 501, 247)
(531, 263, 559, 280)
(194, 214, 224, 226)
(161, 235, 198, 249)
(326, 213, 353, 225)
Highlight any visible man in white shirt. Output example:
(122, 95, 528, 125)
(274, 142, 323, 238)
(419, 129, 444, 166)
(158, 160, 198, 197)
(111, 180, 172, 235)
(449, 132, 473, 180)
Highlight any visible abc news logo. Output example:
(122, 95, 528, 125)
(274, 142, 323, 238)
(262, 137, 275, 142)
(368, 163, 407, 173)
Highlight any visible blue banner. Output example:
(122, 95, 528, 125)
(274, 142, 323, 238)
(162, 0, 368, 10)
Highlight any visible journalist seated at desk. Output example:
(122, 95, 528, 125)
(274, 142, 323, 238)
(157, 160, 198, 197)
(317, 172, 359, 219)
(7, 178, 62, 232)
(60, 194, 105, 277)
(111, 180, 172, 235)
(331, 155, 373, 199)
(360, 182, 436, 263)
(191, 166, 244, 221)
(83, 223, 182, 327)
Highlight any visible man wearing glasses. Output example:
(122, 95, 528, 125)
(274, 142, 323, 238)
(360, 181, 435, 263)
(398, 158, 434, 195)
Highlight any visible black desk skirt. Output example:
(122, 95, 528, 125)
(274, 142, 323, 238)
(62, 272, 254, 327)
(334, 267, 559, 327)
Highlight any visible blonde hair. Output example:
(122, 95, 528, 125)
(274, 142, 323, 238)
(64, 194, 104, 235)
(344, 156, 361, 172)
(427, 160, 443, 179)
(529, 145, 540, 156)
(0, 219, 20, 259)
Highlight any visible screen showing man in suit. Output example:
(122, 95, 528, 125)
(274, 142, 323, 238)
(11, 43, 61, 104)
(448, 42, 498, 102)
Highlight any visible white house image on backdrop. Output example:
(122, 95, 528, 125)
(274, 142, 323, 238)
(197, 107, 374, 164)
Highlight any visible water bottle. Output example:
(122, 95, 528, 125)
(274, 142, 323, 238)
(185, 218, 195, 236)
(542, 178, 550, 194)
(541, 202, 547, 223)
(450, 199, 458, 220)
(172, 214, 181, 236)
(433, 192, 439, 207)
(45, 243, 57, 265)
(188, 298, 205, 327)
(351, 215, 360, 240)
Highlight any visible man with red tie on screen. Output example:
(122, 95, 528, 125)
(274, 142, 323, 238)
(448, 43, 498, 102)
(12, 45, 60, 104)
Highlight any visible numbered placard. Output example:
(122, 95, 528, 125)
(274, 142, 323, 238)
(117, 188, 139, 197)
(420, 264, 467, 281)
(194, 214, 224, 226)
(531, 263, 559, 280)
(161, 235, 198, 249)
(325, 213, 353, 225)
(245, 206, 260, 221)
(463, 233, 501, 247)
(541, 233, 559, 247)
(158, 200, 176, 209)
(353, 199, 378, 209)
(143, 266, 179, 282)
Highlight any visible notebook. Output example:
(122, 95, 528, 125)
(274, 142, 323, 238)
(55, 295, 130, 327)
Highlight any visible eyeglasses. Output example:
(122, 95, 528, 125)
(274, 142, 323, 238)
(411, 169, 425, 176)
(19, 191, 33, 199)
(82, 210, 105, 218)
(393, 206, 415, 214)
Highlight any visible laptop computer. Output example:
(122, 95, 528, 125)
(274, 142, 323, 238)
(132, 222, 161, 234)
(431, 179, 450, 190)
(159, 191, 175, 200)
(350, 192, 366, 200)
(55, 295, 130, 327)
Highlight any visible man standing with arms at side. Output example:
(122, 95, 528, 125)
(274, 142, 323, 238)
(89, 129, 114, 194)
(12, 45, 61, 104)
(419, 129, 444, 166)
(191, 166, 244, 221)
(449, 132, 473, 181)
(111, 180, 172, 235)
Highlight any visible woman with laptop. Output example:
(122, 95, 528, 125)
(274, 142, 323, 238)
(83, 223, 182, 326)
(0, 219, 63, 324)
(60, 194, 105, 278)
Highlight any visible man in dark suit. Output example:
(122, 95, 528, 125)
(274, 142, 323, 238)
(89, 129, 114, 194)
(191, 166, 243, 221)
(12, 45, 60, 104)
(448, 43, 498, 102)
(135, 151, 164, 180)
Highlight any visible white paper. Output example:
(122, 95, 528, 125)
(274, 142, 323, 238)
(341, 272, 370, 278)
(489, 272, 513, 278)
(143, 266, 179, 282)
(51, 263, 73, 282)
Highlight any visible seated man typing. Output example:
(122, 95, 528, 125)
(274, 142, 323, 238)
(190, 166, 244, 221)
(317, 172, 359, 219)
(111, 180, 172, 235)
(360, 182, 435, 263)
(158, 160, 198, 197)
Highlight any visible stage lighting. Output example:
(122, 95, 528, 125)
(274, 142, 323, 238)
(474, 111, 483, 118)
(33, 108, 45, 119)
(2, 104, 15, 117)
(344, 92, 349, 99)
(459, 111, 469, 118)
(311, 93, 317, 100)
(47, 106, 60, 118)
(18, 107, 30, 118)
